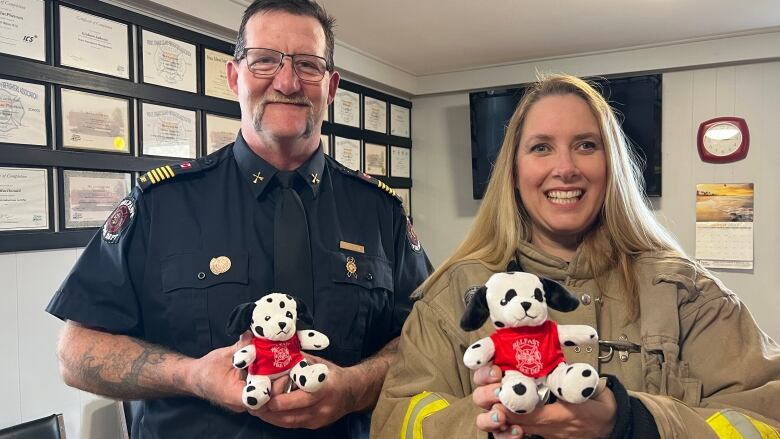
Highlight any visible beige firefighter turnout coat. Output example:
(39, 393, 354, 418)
(371, 241, 780, 438)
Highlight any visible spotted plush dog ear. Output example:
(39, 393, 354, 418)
(226, 302, 256, 337)
(460, 286, 489, 331)
(540, 277, 579, 312)
(293, 297, 314, 330)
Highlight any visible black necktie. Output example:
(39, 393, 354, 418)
(273, 171, 314, 312)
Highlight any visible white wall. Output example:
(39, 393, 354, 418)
(411, 61, 780, 341)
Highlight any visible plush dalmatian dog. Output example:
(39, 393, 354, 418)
(226, 293, 330, 409)
(460, 272, 599, 414)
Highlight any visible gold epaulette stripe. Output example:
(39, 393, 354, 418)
(146, 166, 177, 185)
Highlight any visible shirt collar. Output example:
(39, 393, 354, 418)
(233, 131, 326, 199)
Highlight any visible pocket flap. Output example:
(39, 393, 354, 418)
(161, 251, 249, 293)
(330, 251, 392, 291)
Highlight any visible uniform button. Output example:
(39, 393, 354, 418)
(366, 272, 373, 281)
(586, 346, 593, 353)
(580, 294, 592, 305)
(574, 346, 581, 353)
(197, 272, 206, 280)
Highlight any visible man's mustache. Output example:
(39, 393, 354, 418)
(260, 94, 313, 107)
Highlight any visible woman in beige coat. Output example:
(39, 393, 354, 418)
(371, 74, 780, 438)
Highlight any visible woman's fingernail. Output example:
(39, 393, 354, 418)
(494, 388, 501, 397)
(489, 368, 497, 377)
(491, 412, 499, 423)
(512, 427, 519, 436)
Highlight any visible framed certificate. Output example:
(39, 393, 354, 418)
(364, 96, 387, 133)
(0, 0, 45, 62)
(59, 88, 130, 153)
(320, 133, 330, 156)
(0, 166, 50, 231)
(390, 104, 411, 138)
(205, 113, 240, 155)
(204, 48, 236, 101)
(61, 170, 132, 229)
(0, 78, 48, 146)
(141, 102, 197, 159)
(334, 136, 361, 171)
(390, 146, 411, 178)
(333, 88, 360, 128)
(364, 143, 387, 176)
(394, 188, 411, 216)
(141, 29, 197, 93)
(58, 6, 130, 79)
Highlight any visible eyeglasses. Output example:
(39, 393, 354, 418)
(238, 47, 329, 83)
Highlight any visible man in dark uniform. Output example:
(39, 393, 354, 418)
(45, 1, 432, 438)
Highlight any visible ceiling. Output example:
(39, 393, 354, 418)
(150, 0, 780, 78)
(315, 0, 780, 76)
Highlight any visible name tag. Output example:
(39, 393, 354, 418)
(339, 240, 364, 254)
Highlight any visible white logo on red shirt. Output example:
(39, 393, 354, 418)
(513, 338, 543, 376)
(271, 343, 292, 368)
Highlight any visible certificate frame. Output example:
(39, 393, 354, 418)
(390, 103, 411, 138)
(0, 165, 53, 233)
(139, 28, 199, 94)
(363, 96, 387, 134)
(55, 4, 133, 80)
(58, 168, 133, 230)
(390, 145, 411, 178)
(203, 112, 241, 156)
(0, 75, 51, 147)
(333, 136, 362, 172)
(0, 0, 49, 63)
(55, 86, 133, 155)
(364, 143, 388, 176)
(333, 88, 361, 128)
(203, 47, 236, 101)
(139, 100, 199, 159)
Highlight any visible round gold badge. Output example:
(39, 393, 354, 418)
(209, 256, 232, 275)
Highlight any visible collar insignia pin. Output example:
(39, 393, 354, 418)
(252, 172, 264, 183)
(346, 256, 357, 278)
(209, 256, 232, 275)
(311, 173, 320, 185)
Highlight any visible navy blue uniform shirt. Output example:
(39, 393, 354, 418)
(47, 133, 433, 439)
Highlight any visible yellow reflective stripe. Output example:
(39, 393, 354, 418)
(400, 391, 449, 439)
(707, 410, 780, 439)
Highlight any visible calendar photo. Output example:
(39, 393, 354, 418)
(695, 183, 754, 270)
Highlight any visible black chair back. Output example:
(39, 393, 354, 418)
(0, 414, 65, 439)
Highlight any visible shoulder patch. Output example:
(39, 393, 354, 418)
(102, 195, 136, 243)
(136, 157, 218, 191)
(406, 216, 422, 253)
(327, 156, 402, 203)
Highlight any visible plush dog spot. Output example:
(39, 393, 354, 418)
(299, 360, 308, 367)
(512, 383, 527, 395)
(534, 288, 544, 302)
(247, 396, 258, 405)
(318, 373, 326, 382)
(566, 366, 573, 374)
(582, 369, 592, 377)
(299, 375, 307, 387)
(472, 343, 481, 349)
(558, 387, 563, 396)
(254, 326, 264, 337)
(235, 360, 246, 368)
(308, 332, 315, 337)
(494, 321, 505, 327)
(582, 387, 594, 398)
(500, 289, 517, 306)
(246, 385, 256, 392)
(266, 297, 273, 302)
(564, 341, 576, 346)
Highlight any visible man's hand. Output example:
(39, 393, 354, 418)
(471, 365, 617, 439)
(185, 333, 252, 413)
(249, 354, 358, 429)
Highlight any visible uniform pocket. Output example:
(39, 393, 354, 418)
(161, 250, 249, 292)
(319, 252, 392, 362)
(158, 251, 249, 357)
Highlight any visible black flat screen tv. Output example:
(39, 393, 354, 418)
(469, 74, 662, 199)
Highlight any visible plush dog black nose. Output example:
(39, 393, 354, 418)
(521, 302, 532, 311)
(279, 321, 287, 329)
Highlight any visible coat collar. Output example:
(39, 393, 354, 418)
(233, 131, 326, 199)
(515, 239, 611, 281)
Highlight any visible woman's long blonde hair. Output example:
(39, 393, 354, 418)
(420, 73, 685, 320)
